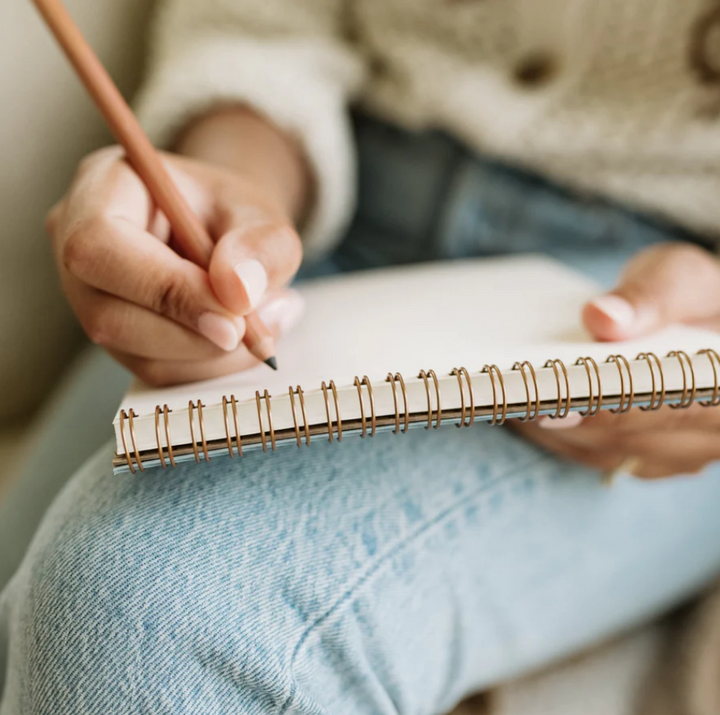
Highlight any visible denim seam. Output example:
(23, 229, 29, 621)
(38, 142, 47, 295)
(277, 456, 541, 714)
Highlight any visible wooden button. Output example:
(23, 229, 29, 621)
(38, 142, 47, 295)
(513, 52, 558, 88)
(690, 5, 720, 84)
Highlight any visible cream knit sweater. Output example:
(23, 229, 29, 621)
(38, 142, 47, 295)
(135, 0, 720, 257)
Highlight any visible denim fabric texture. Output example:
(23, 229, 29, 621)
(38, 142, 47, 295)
(1, 118, 719, 715)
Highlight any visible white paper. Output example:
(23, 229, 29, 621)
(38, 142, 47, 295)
(114, 256, 720, 455)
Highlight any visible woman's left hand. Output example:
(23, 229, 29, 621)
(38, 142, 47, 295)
(513, 243, 720, 479)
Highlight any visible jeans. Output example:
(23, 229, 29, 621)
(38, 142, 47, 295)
(1, 118, 720, 715)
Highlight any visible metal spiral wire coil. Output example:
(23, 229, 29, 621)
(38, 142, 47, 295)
(667, 351, 696, 409)
(289, 386, 311, 447)
(606, 355, 634, 414)
(636, 353, 665, 411)
(255, 390, 276, 452)
(353, 376, 376, 438)
(154, 404, 176, 467)
(386, 373, 410, 434)
(451, 367, 476, 427)
(221, 395, 242, 458)
(512, 361, 540, 422)
(482, 364, 507, 426)
(418, 369, 442, 429)
(118, 348, 720, 469)
(321, 380, 343, 442)
(575, 357, 602, 417)
(698, 349, 720, 406)
(543, 359, 571, 420)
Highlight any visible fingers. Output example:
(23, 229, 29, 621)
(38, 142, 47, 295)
(582, 243, 720, 341)
(61, 147, 157, 230)
(512, 411, 720, 479)
(58, 214, 245, 350)
(50, 152, 246, 352)
(633, 460, 709, 480)
(514, 422, 712, 479)
(95, 290, 304, 380)
(65, 278, 304, 362)
(50, 146, 306, 384)
(109, 341, 270, 387)
(542, 424, 720, 464)
(109, 348, 262, 387)
(208, 213, 303, 315)
(61, 146, 213, 236)
(538, 403, 720, 433)
(63, 281, 231, 361)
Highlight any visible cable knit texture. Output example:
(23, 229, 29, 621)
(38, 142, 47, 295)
(135, 0, 720, 257)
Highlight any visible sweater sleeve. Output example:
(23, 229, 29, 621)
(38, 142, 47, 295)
(134, 0, 365, 259)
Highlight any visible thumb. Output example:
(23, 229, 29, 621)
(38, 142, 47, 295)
(582, 243, 720, 341)
(209, 219, 303, 316)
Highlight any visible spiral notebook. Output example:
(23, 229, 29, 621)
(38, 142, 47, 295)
(113, 256, 720, 473)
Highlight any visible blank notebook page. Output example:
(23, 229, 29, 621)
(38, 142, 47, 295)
(115, 256, 720, 455)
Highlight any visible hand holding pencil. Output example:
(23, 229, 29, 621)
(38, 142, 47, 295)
(32, 0, 309, 384)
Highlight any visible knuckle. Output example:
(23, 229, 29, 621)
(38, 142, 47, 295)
(62, 218, 105, 278)
(662, 242, 708, 262)
(654, 242, 714, 277)
(283, 226, 304, 274)
(80, 301, 132, 348)
(80, 304, 113, 346)
(75, 153, 98, 178)
(133, 361, 174, 388)
(77, 146, 123, 176)
(152, 274, 188, 319)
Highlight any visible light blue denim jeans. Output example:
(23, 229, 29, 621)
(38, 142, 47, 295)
(2, 117, 720, 715)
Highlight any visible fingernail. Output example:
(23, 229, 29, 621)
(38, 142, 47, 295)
(198, 312, 240, 352)
(234, 259, 268, 310)
(258, 291, 305, 333)
(538, 412, 584, 430)
(589, 295, 636, 329)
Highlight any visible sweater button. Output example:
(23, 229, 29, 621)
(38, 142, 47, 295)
(512, 52, 558, 88)
(690, 5, 720, 84)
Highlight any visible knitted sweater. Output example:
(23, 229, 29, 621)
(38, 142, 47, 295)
(135, 0, 720, 257)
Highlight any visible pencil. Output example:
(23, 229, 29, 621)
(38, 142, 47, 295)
(30, 0, 278, 370)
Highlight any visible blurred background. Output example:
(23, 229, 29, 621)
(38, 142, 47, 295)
(0, 0, 151, 496)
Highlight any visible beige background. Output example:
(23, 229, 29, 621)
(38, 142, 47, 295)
(0, 0, 151, 426)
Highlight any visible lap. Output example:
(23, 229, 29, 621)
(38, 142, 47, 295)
(2, 119, 717, 712)
(3, 424, 720, 713)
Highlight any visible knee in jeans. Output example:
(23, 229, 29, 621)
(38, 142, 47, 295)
(2, 477, 338, 711)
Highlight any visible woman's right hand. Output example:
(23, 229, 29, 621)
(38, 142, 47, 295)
(48, 109, 311, 386)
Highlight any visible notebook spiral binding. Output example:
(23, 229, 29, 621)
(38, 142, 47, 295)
(322, 380, 342, 442)
(118, 349, 720, 473)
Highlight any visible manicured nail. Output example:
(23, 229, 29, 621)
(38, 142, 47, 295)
(589, 295, 635, 329)
(234, 259, 268, 310)
(198, 312, 240, 352)
(538, 412, 584, 430)
(258, 291, 305, 334)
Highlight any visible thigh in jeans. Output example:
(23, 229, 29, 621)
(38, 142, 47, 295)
(2, 424, 720, 714)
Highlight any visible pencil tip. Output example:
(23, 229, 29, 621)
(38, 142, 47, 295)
(264, 356, 278, 371)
